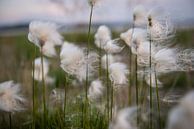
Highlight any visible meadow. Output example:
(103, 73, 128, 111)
(0, 28, 194, 129)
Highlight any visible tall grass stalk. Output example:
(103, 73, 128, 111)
(32, 46, 36, 129)
(84, 4, 94, 129)
(106, 53, 110, 121)
(63, 75, 67, 127)
(40, 46, 47, 129)
(9, 113, 12, 129)
(110, 82, 113, 120)
(98, 42, 102, 78)
(148, 16, 153, 129)
(154, 66, 161, 129)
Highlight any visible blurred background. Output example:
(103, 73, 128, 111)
(0, 0, 194, 35)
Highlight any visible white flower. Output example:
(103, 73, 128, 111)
(95, 25, 112, 48)
(109, 62, 129, 85)
(60, 42, 98, 82)
(120, 28, 147, 47)
(167, 106, 193, 129)
(176, 49, 194, 71)
(133, 5, 147, 26)
(88, 79, 104, 102)
(28, 21, 63, 57)
(101, 54, 115, 69)
(109, 107, 138, 129)
(147, 12, 175, 44)
(34, 57, 54, 84)
(104, 40, 124, 53)
(0, 81, 26, 112)
(167, 91, 194, 129)
(180, 91, 194, 115)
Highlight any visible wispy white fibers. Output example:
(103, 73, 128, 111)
(101, 54, 115, 69)
(0, 81, 26, 112)
(120, 28, 147, 47)
(104, 40, 124, 53)
(133, 5, 148, 26)
(60, 42, 98, 82)
(34, 57, 54, 84)
(88, 79, 104, 102)
(95, 25, 112, 48)
(177, 49, 194, 71)
(137, 44, 179, 73)
(109, 62, 129, 86)
(167, 91, 194, 129)
(95, 25, 123, 53)
(109, 107, 138, 129)
(147, 10, 175, 45)
(28, 21, 63, 57)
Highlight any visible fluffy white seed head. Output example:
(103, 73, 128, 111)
(0, 81, 26, 113)
(60, 42, 98, 82)
(120, 28, 147, 47)
(167, 106, 194, 129)
(88, 79, 104, 102)
(109, 107, 138, 129)
(104, 40, 124, 53)
(180, 91, 194, 115)
(28, 21, 63, 57)
(95, 25, 112, 48)
(109, 62, 129, 86)
(147, 11, 175, 44)
(176, 49, 194, 71)
(133, 5, 147, 26)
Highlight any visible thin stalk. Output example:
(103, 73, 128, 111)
(32, 46, 36, 129)
(135, 53, 139, 124)
(63, 75, 67, 127)
(98, 41, 102, 78)
(106, 53, 110, 121)
(149, 29, 153, 129)
(110, 81, 114, 120)
(9, 113, 12, 129)
(40, 47, 47, 129)
(128, 51, 132, 105)
(128, 22, 135, 105)
(154, 66, 161, 129)
(84, 4, 94, 129)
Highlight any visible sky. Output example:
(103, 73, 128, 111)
(0, 0, 194, 27)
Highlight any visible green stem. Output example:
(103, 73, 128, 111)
(40, 47, 47, 129)
(9, 113, 12, 129)
(32, 46, 36, 129)
(106, 53, 110, 121)
(110, 82, 114, 120)
(84, 4, 93, 129)
(149, 29, 153, 129)
(154, 66, 161, 129)
(64, 75, 67, 127)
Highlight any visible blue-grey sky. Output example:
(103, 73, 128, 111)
(0, 0, 194, 27)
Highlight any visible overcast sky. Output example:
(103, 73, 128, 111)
(0, 0, 194, 27)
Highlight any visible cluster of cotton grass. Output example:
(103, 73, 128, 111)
(89, 5, 194, 129)
(0, 80, 26, 129)
(2, 1, 194, 129)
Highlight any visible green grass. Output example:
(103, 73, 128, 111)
(0, 29, 194, 129)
